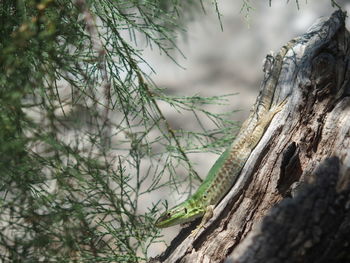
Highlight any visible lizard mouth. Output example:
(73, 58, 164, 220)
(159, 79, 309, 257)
(155, 212, 172, 228)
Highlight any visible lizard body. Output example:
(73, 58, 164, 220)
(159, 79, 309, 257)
(155, 40, 296, 229)
(155, 101, 285, 228)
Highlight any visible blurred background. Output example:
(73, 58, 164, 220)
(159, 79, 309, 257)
(3, 1, 350, 261)
(146, 0, 350, 257)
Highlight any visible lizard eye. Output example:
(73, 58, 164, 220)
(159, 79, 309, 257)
(203, 194, 207, 199)
(184, 208, 188, 214)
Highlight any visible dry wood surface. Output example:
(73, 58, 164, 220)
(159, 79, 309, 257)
(150, 10, 350, 263)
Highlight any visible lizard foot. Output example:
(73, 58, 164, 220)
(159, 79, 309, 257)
(189, 205, 214, 238)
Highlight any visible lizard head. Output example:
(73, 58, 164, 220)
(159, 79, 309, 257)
(155, 200, 204, 228)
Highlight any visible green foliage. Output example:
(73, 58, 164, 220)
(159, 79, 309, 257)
(0, 0, 233, 262)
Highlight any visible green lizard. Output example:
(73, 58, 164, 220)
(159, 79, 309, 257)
(155, 100, 286, 230)
(155, 40, 296, 231)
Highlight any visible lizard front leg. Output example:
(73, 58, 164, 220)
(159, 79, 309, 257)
(190, 205, 214, 237)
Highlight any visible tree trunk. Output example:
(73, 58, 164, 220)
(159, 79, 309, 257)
(150, 10, 350, 263)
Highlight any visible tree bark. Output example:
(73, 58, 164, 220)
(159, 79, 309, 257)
(151, 10, 350, 263)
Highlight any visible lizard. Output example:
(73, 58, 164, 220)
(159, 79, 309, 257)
(154, 39, 297, 233)
(155, 100, 286, 231)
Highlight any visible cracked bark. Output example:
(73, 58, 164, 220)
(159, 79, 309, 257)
(150, 10, 350, 263)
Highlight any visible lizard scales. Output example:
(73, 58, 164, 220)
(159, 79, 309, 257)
(155, 40, 295, 228)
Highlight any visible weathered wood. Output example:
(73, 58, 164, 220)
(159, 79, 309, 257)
(150, 10, 350, 263)
(229, 156, 350, 263)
